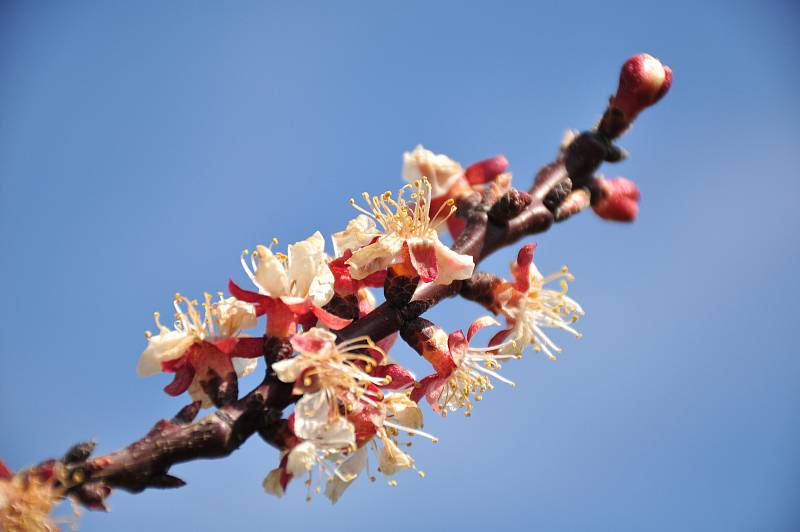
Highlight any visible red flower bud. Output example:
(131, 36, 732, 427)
(592, 177, 641, 222)
(612, 53, 672, 120)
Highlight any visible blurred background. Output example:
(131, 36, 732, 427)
(1, 1, 798, 530)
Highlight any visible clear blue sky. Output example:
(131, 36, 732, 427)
(1, 1, 798, 530)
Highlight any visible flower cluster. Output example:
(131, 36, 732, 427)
(0, 460, 69, 532)
(2, 53, 670, 529)
(134, 147, 589, 503)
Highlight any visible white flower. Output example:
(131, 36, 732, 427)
(320, 392, 435, 503)
(136, 294, 258, 377)
(333, 178, 474, 284)
(414, 323, 517, 417)
(272, 327, 388, 399)
(284, 390, 358, 497)
(402, 145, 463, 198)
(495, 262, 584, 360)
(241, 231, 335, 308)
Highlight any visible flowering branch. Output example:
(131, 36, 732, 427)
(1, 53, 671, 528)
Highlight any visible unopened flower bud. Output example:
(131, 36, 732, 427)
(592, 177, 640, 222)
(612, 53, 672, 120)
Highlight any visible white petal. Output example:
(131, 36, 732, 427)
(332, 214, 380, 256)
(284, 232, 335, 307)
(432, 240, 475, 285)
(271, 358, 308, 384)
(402, 145, 463, 198)
(345, 235, 404, 280)
(286, 441, 317, 476)
(378, 437, 414, 476)
(187, 376, 213, 409)
(232, 357, 258, 377)
(318, 417, 356, 450)
(294, 391, 355, 449)
(293, 391, 334, 439)
(262, 468, 285, 497)
(287, 232, 324, 297)
(325, 447, 368, 503)
(387, 394, 424, 429)
(216, 297, 258, 335)
(253, 245, 289, 297)
(136, 329, 194, 377)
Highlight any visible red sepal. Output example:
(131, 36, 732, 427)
(0, 459, 13, 480)
(163, 363, 196, 396)
(228, 279, 274, 316)
(229, 336, 265, 358)
(464, 155, 508, 185)
(370, 363, 416, 390)
(311, 305, 352, 330)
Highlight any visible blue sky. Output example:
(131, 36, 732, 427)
(1, 1, 798, 530)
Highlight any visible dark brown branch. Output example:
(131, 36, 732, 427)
(60, 338, 294, 505)
(51, 93, 646, 512)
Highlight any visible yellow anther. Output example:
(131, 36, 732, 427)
(417, 470, 425, 478)
(388, 480, 398, 487)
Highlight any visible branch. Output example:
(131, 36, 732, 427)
(55, 129, 614, 510)
(22, 53, 671, 515)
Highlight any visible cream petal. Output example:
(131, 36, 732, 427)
(306, 265, 335, 307)
(286, 441, 318, 476)
(262, 468, 285, 497)
(253, 245, 290, 297)
(136, 329, 194, 377)
(216, 298, 258, 335)
(378, 437, 414, 476)
(325, 447, 368, 503)
(294, 392, 356, 449)
(187, 376, 213, 409)
(318, 418, 356, 450)
(232, 357, 258, 377)
(345, 235, 404, 280)
(402, 145, 463, 198)
(287, 231, 325, 298)
(293, 391, 333, 439)
(387, 395, 424, 430)
(271, 358, 309, 384)
(332, 214, 380, 256)
(431, 240, 474, 285)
